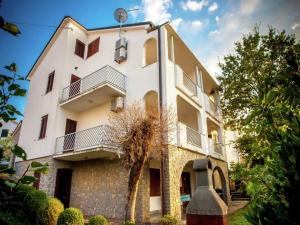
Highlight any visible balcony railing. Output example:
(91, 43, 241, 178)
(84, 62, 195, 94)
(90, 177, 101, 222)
(60, 65, 126, 103)
(175, 65, 202, 105)
(178, 122, 202, 151)
(205, 95, 222, 121)
(55, 125, 121, 155)
(208, 139, 223, 155)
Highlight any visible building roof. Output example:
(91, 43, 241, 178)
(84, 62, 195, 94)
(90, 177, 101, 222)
(26, 16, 154, 79)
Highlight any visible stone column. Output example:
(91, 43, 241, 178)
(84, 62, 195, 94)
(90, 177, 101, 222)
(186, 158, 228, 225)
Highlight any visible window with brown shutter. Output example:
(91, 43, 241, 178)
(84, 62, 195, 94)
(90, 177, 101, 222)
(33, 171, 41, 189)
(87, 37, 100, 58)
(39, 115, 48, 139)
(74, 39, 85, 58)
(45, 71, 55, 93)
(150, 168, 161, 196)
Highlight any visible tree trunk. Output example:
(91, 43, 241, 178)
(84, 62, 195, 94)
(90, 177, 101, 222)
(125, 159, 146, 222)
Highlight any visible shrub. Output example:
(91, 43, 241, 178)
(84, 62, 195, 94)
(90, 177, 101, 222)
(57, 207, 84, 225)
(16, 185, 48, 222)
(88, 215, 108, 225)
(37, 197, 64, 225)
(0, 211, 32, 225)
(160, 214, 178, 225)
(123, 220, 136, 225)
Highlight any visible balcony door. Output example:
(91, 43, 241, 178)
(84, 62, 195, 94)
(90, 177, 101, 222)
(63, 119, 77, 152)
(69, 74, 81, 98)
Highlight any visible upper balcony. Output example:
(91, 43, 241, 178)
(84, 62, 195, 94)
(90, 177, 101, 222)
(59, 65, 126, 112)
(175, 65, 202, 105)
(54, 125, 122, 161)
(204, 95, 222, 122)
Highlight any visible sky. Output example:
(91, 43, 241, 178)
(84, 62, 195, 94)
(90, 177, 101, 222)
(0, 0, 300, 120)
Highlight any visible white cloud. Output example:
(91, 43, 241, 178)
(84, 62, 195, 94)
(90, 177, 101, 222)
(215, 16, 219, 22)
(208, 2, 218, 12)
(171, 18, 183, 31)
(181, 0, 208, 12)
(240, 0, 261, 15)
(191, 20, 203, 29)
(291, 23, 300, 30)
(209, 30, 220, 36)
(142, 0, 172, 24)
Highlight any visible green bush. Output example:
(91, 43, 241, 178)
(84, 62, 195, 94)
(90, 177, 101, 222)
(123, 220, 136, 225)
(88, 215, 108, 225)
(17, 185, 48, 222)
(57, 207, 84, 225)
(160, 214, 178, 225)
(0, 211, 32, 225)
(37, 197, 64, 225)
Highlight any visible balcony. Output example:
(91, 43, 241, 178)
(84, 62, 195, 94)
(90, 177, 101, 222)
(54, 125, 122, 161)
(60, 65, 126, 112)
(175, 65, 201, 105)
(208, 139, 223, 155)
(177, 122, 203, 152)
(204, 95, 222, 121)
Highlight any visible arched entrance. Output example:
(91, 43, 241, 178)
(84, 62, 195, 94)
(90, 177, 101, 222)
(212, 166, 228, 204)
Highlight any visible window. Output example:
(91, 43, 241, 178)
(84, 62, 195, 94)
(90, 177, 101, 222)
(45, 71, 55, 93)
(1, 129, 9, 137)
(143, 38, 157, 66)
(33, 171, 41, 189)
(39, 115, 48, 139)
(74, 39, 85, 58)
(150, 168, 160, 196)
(87, 37, 100, 58)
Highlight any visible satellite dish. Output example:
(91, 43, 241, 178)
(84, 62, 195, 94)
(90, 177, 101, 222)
(114, 8, 128, 23)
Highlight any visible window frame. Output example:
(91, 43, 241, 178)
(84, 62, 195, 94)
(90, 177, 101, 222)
(45, 71, 55, 94)
(87, 37, 100, 58)
(1, 129, 9, 138)
(74, 39, 85, 58)
(39, 114, 48, 139)
(150, 168, 161, 197)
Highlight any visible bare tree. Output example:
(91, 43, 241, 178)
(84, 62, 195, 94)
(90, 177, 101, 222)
(109, 102, 176, 222)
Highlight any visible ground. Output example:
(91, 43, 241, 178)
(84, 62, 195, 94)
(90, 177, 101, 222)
(228, 204, 250, 225)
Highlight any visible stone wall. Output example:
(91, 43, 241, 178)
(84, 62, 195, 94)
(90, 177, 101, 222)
(15, 157, 150, 224)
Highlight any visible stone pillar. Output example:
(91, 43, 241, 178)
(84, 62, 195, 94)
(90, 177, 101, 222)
(186, 158, 228, 225)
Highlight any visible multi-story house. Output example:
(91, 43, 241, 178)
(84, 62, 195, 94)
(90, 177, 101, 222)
(16, 16, 230, 223)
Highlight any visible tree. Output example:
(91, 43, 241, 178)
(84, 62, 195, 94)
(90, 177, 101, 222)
(0, 63, 26, 126)
(219, 27, 300, 224)
(109, 102, 175, 222)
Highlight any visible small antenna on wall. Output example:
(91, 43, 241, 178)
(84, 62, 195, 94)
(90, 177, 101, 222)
(114, 8, 128, 37)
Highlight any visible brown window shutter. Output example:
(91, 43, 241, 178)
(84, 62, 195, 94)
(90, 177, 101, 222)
(46, 71, 55, 93)
(87, 37, 100, 58)
(33, 172, 41, 189)
(39, 115, 48, 139)
(75, 39, 85, 58)
(150, 168, 161, 196)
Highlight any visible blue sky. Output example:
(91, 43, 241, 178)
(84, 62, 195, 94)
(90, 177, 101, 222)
(0, 0, 299, 121)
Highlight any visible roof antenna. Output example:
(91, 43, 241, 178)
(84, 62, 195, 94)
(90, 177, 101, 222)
(114, 8, 128, 37)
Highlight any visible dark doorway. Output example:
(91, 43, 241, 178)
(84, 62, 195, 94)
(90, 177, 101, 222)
(69, 74, 81, 97)
(180, 172, 191, 206)
(63, 119, 77, 151)
(54, 168, 73, 208)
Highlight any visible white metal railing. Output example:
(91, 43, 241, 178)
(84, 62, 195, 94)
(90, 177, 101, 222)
(60, 65, 126, 103)
(55, 125, 121, 154)
(178, 122, 202, 150)
(182, 72, 197, 96)
(186, 126, 202, 147)
(208, 139, 223, 155)
(205, 95, 222, 120)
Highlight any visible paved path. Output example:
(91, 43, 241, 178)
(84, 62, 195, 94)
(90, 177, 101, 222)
(228, 200, 249, 214)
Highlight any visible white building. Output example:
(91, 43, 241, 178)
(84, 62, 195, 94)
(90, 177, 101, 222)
(16, 16, 230, 223)
(0, 120, 18, 139)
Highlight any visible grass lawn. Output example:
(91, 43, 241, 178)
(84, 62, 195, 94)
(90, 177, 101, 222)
(228, 206, 251, 225)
